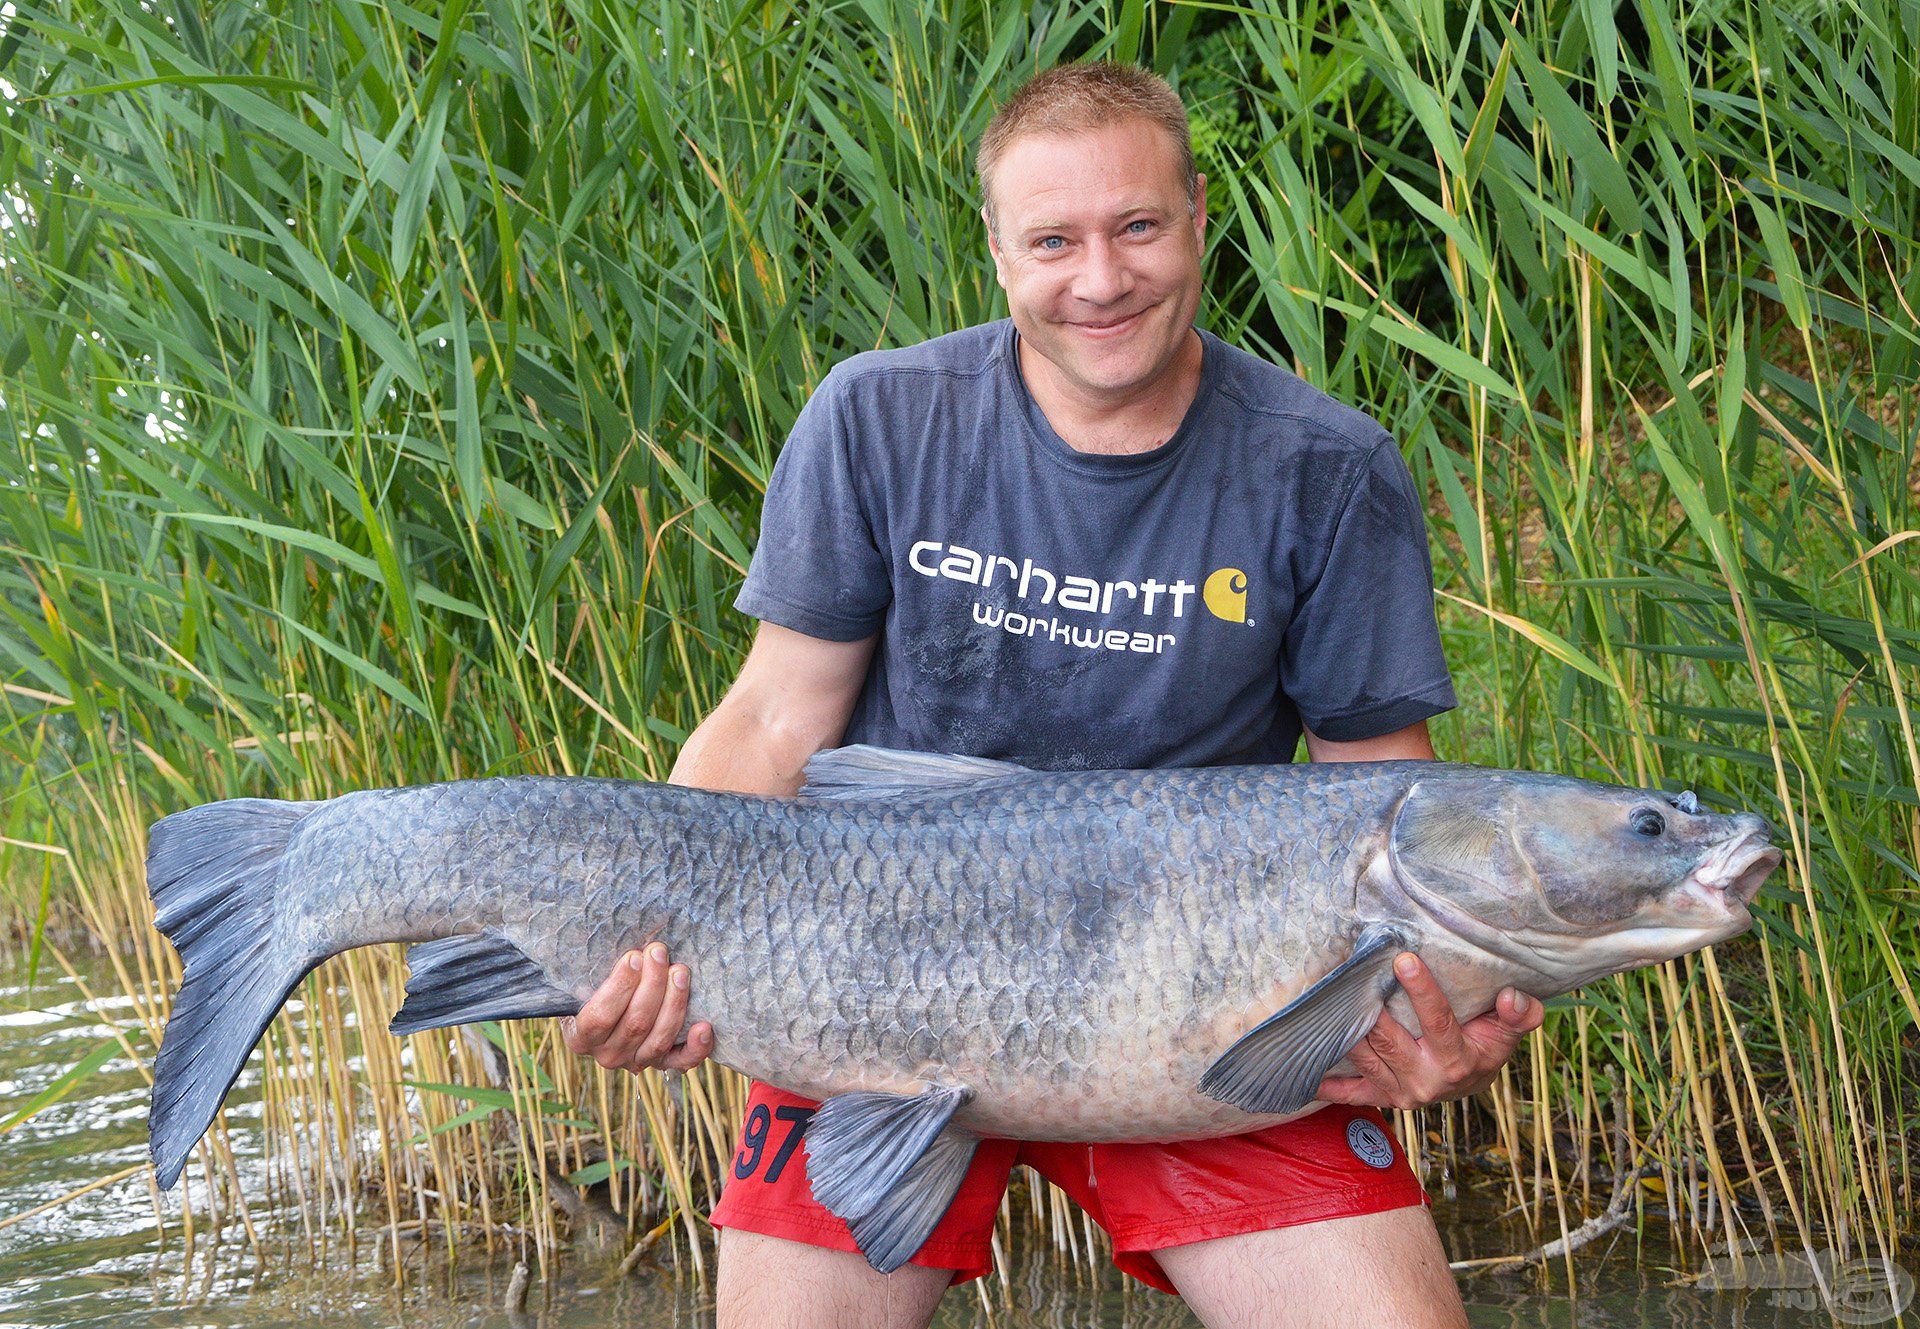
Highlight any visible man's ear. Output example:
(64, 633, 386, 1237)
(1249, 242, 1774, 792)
(1192, 172, 1208, 245)
(982, 205, 1007, 287)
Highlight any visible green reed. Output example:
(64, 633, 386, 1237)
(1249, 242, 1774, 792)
(1, 0, 1913, 1291)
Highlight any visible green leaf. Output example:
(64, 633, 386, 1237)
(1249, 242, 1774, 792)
(1, 1038, 121, 1134)
(1495, 9, 1647, 234)
(563, 1158, 635, 1186)
(1745, 189, 1811, 331)
(408, 1101, 502, 1143)
(1312, 293, 1523, 401)
(405, 1080, 576, 1117)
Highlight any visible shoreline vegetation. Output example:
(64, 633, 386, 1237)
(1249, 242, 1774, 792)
(2, 0, 1914, 1304)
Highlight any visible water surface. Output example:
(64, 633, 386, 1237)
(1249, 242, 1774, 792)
(1, 956, 1892, 1327)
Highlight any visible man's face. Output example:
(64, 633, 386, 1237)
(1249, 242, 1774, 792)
(983, 116, 1207, 405)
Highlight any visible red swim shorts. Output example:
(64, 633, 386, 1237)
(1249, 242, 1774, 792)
(708, 1081, 1428, 1293)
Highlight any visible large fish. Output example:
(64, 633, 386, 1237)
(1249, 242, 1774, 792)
(146, 746, 1780, 1271)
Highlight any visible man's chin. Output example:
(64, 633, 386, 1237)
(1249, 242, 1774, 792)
(1044, 342, 1173, 398)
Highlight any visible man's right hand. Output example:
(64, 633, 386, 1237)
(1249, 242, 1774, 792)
(558, 623, 876, 1076)
(561, 943, 713, 1074)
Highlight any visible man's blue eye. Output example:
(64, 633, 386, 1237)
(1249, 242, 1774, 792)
(1128, 219, 1154, 233)
(1038, 236, 1064, 251)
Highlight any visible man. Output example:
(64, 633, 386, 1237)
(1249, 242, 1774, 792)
(560, 61, 1542, 1328)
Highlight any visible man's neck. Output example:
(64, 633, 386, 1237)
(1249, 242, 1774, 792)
(1017, 329, 1204, 456)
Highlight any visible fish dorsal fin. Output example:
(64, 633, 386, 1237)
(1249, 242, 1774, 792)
(1199, 923, 1407, 1116)
(390, 933, 577, 1036)
(799, 744, 1031, 801)
(804, 1085, 979, 1273)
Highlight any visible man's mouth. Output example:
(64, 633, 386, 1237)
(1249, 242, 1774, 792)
(1072, 309, 1145, 338)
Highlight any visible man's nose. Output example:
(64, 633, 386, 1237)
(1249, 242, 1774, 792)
(1072, 237, 1131, 305)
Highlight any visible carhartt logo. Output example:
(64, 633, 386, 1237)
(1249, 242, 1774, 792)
(1203, 567, 1250, 624)
(907, 540, 1196, 616)
(902, 535, 1236, 659)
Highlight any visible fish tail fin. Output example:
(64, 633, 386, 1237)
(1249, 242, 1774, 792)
(146, 797, 323, 1190)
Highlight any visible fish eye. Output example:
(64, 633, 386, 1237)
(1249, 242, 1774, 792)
(1630, 808, 1666, 838)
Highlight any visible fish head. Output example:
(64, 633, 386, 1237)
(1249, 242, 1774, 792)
(1387, 772, 1783, 978)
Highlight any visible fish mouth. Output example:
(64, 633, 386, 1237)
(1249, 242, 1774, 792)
(1683, 831, 1783, 913)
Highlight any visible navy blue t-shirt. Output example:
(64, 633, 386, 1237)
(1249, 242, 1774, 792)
(734, 319, 1456, 770)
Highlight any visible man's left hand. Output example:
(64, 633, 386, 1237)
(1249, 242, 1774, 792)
(1314, 952, 1544, 1110)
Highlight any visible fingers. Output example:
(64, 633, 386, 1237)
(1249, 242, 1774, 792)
(1500, 987, 1544, 1033)
(629, 960, 691, 1067)
(597, 945, 673, 1070)
(1463, 988, 1543, 1058)
(660, 1022, 714, 1072)
(1313, 1075, 1386, 1107)
(1329, 960, 1543, 1110)
(1341, 1011, 1407, 1103)
(560, 944, 708, 1074)
(1362, 1008, 1421, 1068)
(1393, 953, 1470, 1070)
(564, 948, 647, 1057)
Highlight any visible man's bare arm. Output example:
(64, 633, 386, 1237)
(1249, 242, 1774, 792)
(1302, 717, 1437, 763)
(1302, 717, 1546, 1108)
(561, 623, 878, 1074)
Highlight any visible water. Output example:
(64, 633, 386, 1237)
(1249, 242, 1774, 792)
(2, 956, 1903, 1327)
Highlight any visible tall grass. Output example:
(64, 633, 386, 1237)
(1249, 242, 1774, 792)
(1, 0, 1914, 1295)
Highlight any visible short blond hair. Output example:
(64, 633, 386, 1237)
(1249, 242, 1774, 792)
(975, 61, 1197, 231)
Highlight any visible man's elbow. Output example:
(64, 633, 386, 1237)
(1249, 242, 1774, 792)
(667, 684, 847, 794)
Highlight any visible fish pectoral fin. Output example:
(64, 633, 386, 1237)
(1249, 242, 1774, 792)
(389, 933, 577, 1036)
(799, 745, 1031, 800)
(803, 1085, 978, 1273)
(1199, 923, 1408, 1116)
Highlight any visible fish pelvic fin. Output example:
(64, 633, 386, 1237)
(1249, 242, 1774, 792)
(1199, 923, 1408, 1116)
(147, 798, 324, 1190)
(390, 933, 578, 1035)
(803, 1085, 978, 1274)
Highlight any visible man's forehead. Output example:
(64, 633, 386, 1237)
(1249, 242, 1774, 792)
(987, 124, 1188, 225)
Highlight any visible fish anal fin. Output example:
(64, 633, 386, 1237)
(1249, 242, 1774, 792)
(848, 1129, 979, 1274)
(803, 1085, 977, 1273)
(1199, 924, 1407, 1116)
(799, 745, 1030, 800)
(390, 933, 577, 1036)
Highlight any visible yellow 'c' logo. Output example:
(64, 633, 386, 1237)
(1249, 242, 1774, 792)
(1203, 567, 1249, 623)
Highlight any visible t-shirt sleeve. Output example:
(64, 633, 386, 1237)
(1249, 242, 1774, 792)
(732, 370, 891, 641)
(1281, 434, 1458, 742)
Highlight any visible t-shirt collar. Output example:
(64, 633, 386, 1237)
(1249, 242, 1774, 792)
(999, 318, 1221, 478)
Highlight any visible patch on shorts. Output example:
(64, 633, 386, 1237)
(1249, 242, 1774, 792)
(1345, 1117, 1395, 1169)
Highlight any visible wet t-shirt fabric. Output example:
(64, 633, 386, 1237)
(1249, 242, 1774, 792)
(734, 318, 1457, 770)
